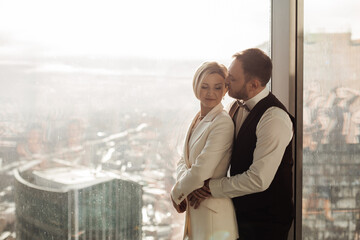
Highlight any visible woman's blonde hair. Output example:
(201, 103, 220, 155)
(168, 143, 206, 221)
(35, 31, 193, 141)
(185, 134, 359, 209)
(192, 61, 228, 99)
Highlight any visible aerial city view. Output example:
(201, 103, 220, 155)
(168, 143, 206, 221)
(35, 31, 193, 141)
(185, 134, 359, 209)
(0, 0, 360, 238)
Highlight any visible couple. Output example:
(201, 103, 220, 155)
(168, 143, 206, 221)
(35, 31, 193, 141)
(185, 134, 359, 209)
(171, 48, 294, 240)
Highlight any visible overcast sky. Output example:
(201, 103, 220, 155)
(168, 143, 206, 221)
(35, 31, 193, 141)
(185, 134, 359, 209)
(0, 0, 270, 60)
(0, 0, 359, 60)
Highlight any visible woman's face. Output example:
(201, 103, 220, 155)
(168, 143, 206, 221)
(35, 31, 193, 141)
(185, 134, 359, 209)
(199, 73, 226, 110)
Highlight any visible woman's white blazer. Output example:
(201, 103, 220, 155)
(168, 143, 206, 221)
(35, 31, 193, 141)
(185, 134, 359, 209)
(171, 103, 238, 240)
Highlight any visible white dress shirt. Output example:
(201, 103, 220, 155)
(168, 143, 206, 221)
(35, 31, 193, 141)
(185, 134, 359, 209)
(209, 88, 293, 198)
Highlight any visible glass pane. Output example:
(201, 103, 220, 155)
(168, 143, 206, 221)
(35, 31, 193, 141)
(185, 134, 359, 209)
(303, 1, 360, 239)
(0, 0, 270, 239)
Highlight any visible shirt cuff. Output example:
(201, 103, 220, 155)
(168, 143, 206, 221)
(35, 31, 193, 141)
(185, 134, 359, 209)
(209, 178, 227, 198)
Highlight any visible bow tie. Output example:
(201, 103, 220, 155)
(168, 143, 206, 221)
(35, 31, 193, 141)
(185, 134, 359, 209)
(237, 100, 250, 112)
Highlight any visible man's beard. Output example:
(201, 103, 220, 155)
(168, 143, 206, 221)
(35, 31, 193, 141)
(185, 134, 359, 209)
(229, 85, 248, 100)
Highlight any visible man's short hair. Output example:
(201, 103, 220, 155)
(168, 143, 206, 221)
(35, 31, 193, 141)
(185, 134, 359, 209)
(233, 48, 272, 86)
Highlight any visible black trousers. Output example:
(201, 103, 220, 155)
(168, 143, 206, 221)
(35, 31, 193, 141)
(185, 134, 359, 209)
(237, 221, 292, 240)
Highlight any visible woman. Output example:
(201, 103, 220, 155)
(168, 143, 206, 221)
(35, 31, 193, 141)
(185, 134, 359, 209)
(171, 62, 238, 239)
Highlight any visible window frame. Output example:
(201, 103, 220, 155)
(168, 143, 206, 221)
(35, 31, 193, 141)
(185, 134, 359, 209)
(271, 0, 303, 239)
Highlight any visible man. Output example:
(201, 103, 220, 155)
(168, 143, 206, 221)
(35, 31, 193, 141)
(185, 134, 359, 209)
(190, 48, 294, 240)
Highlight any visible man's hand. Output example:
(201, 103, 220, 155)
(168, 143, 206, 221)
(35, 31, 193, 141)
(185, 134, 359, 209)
(171, 195, 187, 213)
(188, 179, 212, 209)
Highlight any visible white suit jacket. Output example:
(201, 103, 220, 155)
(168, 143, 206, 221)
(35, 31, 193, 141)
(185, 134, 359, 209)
(171, 103, 234, 211)
(171, 103, 238, 239)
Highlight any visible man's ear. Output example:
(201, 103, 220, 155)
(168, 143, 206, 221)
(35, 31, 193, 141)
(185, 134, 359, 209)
(249, 78, 261, 90)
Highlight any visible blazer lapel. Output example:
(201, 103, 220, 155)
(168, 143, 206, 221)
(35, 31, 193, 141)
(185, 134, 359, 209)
(188, 103, 224, 151)
(183, 113, 200, 168)
(188, 121, 211, 152)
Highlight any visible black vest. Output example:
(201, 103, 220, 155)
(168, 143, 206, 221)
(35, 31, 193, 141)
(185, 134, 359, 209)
(230, 92, 294, 223)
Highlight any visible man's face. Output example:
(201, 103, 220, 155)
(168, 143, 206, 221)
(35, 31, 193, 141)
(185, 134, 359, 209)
(225, 60, 249, 100)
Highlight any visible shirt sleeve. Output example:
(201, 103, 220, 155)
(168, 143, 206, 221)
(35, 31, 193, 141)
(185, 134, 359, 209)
(209, 107, 293, 198)
(171, 117, 234, 205)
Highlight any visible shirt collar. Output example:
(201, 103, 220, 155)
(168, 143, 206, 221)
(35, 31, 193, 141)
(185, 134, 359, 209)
(244, 87, 269, 111)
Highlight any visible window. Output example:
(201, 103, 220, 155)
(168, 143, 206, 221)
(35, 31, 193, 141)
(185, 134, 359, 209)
(0, 0, 271, 239)
(302, 1, 360, 239)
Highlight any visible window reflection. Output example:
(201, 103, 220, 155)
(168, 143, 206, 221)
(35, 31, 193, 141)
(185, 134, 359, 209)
(303, 2, 360, 238)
